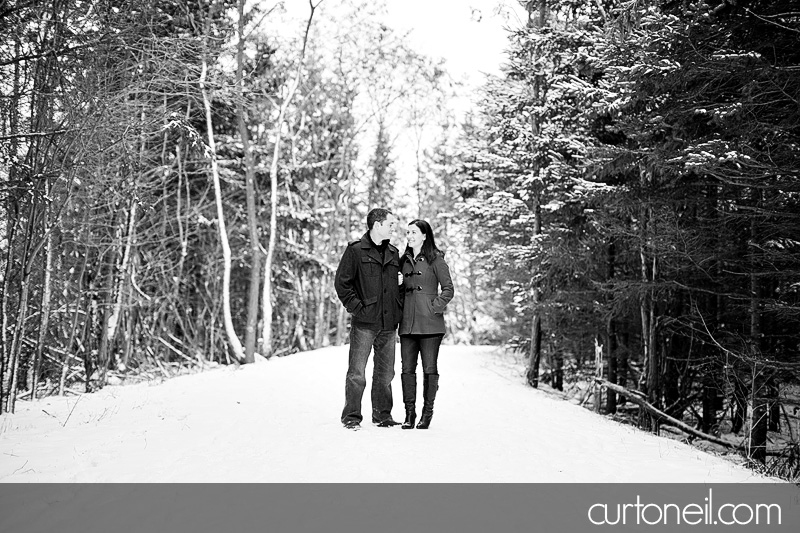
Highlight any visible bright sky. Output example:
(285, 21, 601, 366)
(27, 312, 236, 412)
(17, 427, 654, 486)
(269, 0, 528, 214)
(380, 0, 528, 212)
(383, 0, 525, 83)
(278, 0, 524, 82)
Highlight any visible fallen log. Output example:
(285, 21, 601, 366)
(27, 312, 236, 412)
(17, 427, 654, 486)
(595, 378, 744, 451)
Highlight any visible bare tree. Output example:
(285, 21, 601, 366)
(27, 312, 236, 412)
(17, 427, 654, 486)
(235, 0, 269, 364)
(261, 0, 321, 356)
(201, 2, 244, 363)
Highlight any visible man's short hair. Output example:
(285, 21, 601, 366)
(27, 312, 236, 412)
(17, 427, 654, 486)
(367, 208, 393, 230)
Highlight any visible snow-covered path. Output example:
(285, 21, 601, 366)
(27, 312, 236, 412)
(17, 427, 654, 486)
(0, 345, 771, 482)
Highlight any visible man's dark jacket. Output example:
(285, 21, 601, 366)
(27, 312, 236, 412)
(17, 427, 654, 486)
(335, 233, 403, 330)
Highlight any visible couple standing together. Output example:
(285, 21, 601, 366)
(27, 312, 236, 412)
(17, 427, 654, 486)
(334, 208, 454, 431)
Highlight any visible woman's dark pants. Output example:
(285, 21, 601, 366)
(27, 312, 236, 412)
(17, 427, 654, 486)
(400, 334, 443, 411)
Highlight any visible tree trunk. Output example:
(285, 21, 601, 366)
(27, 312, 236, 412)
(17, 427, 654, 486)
(747, 191, 767, 463)
(527, 196, 542, 387)
(525, 0, 546, 387)
(606, 319, 618, 414)
(767, 379, 779, 432)
(31, 179, 55, 399)
(1, 36, 22, 409)
(702, 182, 721, 434)
(638, 165, 659, 433)
(593, 338, 603, 413)
(4, 194, 40, 413)
(731, 377, 748, 434)
(6, 266, 30, 413)
(61, 218, 90, 396)
(618, 330, 629, 404)
(261, 101, 283, 357)
(748, 366, 768, 463)
(553, 351, 563, 391)
(605, 239, 617, 414)
(261, 1, 318, 356)
(315, 273, 327, 348)
(701, 376, 718, 434)
(237, 0, 259, 364)
(200, 46, 245, 363)
(294, 271, 309, 352)
(334, 143, 352, 347)
(98, 197, 137, 385)
(336, 306, 347, 346)
(0, 204, 18, 412)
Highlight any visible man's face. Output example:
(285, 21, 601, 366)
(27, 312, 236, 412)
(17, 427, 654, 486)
(374, 214, 397, 242)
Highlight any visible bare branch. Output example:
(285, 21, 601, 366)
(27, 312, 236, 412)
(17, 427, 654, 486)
(595, 379, 745, 450)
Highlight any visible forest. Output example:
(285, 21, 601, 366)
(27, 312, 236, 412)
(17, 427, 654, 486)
(1, 0, 798, 480)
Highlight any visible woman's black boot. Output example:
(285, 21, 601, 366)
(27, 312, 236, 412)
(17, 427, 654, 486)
(416, 373, 439, 429)
(401, 373, 416, 429)
(402, 407, 416, 429)
(416, 410, 432, 429)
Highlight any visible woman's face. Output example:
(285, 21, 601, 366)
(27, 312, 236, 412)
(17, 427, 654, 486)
(406, 224, 426, 249)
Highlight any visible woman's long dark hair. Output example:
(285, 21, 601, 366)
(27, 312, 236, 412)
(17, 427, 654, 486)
(404, 219, 444, 264)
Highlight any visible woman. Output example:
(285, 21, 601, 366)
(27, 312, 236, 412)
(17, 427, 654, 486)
(399, 219, 454, 429)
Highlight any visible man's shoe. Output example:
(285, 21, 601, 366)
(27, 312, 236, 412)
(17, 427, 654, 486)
(374, 418, 400, 427)
(343, 420, 361, 430)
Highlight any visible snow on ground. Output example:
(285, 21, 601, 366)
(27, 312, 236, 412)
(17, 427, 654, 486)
(0, 345, 775, 482)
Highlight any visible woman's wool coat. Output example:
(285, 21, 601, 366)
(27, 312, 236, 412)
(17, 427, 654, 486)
(398, 250, 454, 335)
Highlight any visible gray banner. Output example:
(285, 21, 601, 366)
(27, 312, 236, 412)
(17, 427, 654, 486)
(1, 484, 798, 533)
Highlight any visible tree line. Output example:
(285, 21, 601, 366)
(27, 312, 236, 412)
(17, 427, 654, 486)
(0, 0, 455, 411)
(2, 0, 798, 480)
(455, 0, 799, 478)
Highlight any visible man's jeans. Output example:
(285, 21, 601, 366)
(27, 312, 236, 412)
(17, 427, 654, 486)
(342, 326, 396, 424)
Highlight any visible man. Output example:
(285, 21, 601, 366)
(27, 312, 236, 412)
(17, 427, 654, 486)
(334, 208, 403, 430)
